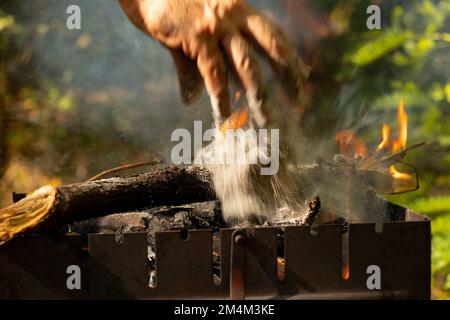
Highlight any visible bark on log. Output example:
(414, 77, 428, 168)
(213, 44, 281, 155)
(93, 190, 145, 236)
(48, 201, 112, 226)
(51, 166, 215, 229)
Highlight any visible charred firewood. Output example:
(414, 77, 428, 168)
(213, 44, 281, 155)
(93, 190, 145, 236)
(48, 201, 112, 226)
(70, 201, 225, 236)
(301, 196, 321, 226)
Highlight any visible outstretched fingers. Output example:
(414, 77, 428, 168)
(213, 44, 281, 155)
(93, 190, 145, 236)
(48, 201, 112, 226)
(244, 13, 310, 101)
(169, 48, 204, 105)
(222, 32, 268, 127)
(197, 42, 231, 121)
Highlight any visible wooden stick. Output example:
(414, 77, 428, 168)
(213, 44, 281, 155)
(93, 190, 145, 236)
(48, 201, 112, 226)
(379, 142, 427, 165)
(86, 159, 163, 182)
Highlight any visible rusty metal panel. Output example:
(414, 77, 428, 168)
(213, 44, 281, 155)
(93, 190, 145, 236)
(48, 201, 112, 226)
(347, 221, 431, 299)
(230, 230, 247, 299)
(243, 228, 278, 297)
(0, 235, 86, 299)
(219, 229, 233, 296)
(221, 228, 279, 298)
(283, 225, 342, 296)
(0, 206, 431, 300)
(152, 229, 220, 299)
(87, 232, 148, 299)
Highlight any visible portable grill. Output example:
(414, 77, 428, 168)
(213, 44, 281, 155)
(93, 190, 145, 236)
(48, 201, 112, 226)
(0, 197, 430, 300)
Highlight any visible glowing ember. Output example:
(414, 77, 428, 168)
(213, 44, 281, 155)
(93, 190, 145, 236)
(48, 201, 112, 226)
(342, 263, 350, 280)
(277, 257, 286, 281)
(234, 90, 242, 102)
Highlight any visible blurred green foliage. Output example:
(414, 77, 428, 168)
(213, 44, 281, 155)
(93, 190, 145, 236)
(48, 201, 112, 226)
(334, 0, 450, 299)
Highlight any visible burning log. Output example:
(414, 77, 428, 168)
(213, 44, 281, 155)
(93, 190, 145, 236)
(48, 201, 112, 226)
(0, 166, 216, 245)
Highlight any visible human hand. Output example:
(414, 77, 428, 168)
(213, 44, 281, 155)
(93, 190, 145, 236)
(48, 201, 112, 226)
(119, 0, 309, 126)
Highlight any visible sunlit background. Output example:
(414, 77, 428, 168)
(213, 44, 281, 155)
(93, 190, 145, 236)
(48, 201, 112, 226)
(0, 0, 449, 298)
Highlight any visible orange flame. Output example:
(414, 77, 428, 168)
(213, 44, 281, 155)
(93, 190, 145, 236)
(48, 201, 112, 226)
(397, 97, 408, 151)
(390, 97, 408, 153)
(390, 165, 412, 180)
(220, 106, 249, 134)
(377, 124, 390, 152)
(335, 97, 412, 182)
(376, 97, 411, 180)
(389, 97, 411, 179)
(335, 130, 368, 157)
